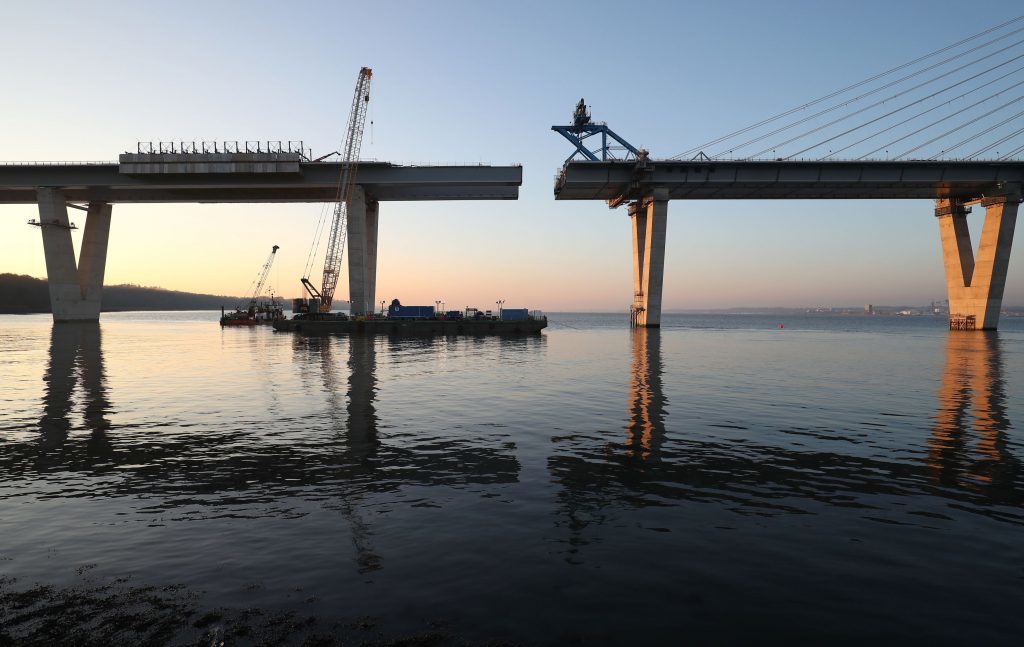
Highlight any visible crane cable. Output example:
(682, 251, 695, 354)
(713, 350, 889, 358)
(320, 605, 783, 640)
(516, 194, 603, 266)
(302, 96, 360, 285)
(303, 200, 332, 279)
(670, 15, 1024, 159)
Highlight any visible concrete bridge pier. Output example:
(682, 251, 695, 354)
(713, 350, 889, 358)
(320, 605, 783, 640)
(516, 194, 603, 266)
(366, 198, 379, 315)
(346, 186, 379, 316)
(935, 188, 1019, 330)
(36, 188, 112, 322)
(629, 190, 668, 327)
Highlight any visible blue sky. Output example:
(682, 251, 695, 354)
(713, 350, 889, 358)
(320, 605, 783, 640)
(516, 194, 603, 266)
(1, 0, 1022, 309)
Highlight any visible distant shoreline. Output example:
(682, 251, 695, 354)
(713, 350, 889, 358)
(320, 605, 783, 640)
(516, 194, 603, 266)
(0, 273, 240, 314)
(4, 275, 1021, 317)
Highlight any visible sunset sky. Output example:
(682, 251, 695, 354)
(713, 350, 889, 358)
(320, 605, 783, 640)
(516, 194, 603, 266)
(1, 0, 1022, 311)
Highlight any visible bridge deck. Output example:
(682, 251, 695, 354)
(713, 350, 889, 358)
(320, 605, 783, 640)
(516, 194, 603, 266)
(554, 160, 1024, 201)
(0, 161, 522, 203)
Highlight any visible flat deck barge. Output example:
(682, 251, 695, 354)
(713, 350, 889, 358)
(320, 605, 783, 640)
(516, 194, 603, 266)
(273, 315, 546, 336)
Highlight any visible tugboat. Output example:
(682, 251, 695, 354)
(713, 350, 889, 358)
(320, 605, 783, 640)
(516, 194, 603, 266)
(220, 245, 285, 327)
(220, 306, 259, 327)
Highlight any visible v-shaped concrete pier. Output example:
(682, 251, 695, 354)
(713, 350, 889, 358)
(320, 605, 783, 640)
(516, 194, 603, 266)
(936, 194, 1019, 330)
(35, 188, 112, 322)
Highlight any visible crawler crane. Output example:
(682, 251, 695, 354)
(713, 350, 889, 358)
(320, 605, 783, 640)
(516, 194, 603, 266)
(301, 67, 373, 314)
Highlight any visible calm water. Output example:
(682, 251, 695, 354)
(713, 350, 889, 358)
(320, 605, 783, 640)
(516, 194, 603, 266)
(2, 312, 1023, 644)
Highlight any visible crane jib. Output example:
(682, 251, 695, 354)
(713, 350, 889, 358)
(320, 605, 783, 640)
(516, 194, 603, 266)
(313, 67, 373, 314)
(247, 245, 279, 310)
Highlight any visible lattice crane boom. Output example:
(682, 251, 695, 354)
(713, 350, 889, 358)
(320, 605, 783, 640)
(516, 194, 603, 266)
(304, 66, 373, 313)
(248, 245, 280, 310)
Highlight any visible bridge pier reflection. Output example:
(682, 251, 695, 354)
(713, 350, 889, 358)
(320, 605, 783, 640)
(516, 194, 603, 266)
(930, 331, 1019, 493)
(38, 322, 113, 464)
(626, 328, 667, 460)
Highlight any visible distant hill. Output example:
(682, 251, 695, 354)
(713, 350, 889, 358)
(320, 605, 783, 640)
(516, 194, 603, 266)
(0, 273, 241, 314)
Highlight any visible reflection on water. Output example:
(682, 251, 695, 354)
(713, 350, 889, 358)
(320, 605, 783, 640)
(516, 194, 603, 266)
(930, 332, 1020, 496)
(38, 322, 114, 468)
(626, 328, 667, 461)
(3, 314, 1024, 643)
(346, 335, 379, 456)
(8, 329, 522, 512)
(300, 334, 383, 573)
(20, 324, 1024, 518)
(550, 327, 1024, 543)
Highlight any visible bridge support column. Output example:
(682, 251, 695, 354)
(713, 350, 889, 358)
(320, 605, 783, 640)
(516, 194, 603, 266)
(629, 191, 668, 327)
(347, 186, 378, 317)
(366, 198, 379, 315)
(36, 188, 112, 322)
(936, 191, 1019, 330)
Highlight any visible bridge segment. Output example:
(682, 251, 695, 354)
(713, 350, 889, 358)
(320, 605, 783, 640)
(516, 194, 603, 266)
(2, 154, 522, 321)
(555, 159, 1023, 329)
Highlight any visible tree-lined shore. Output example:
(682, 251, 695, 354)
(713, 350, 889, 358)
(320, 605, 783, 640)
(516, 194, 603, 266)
(0, 274, 238, 314)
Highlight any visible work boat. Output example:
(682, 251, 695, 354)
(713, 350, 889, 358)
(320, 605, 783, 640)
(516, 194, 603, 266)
(220, 308, 259, 327)
(220, 299, 286, 327)
(220, 245, 283, 327)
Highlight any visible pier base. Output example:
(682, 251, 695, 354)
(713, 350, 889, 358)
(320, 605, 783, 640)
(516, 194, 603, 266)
(629, 192, 668, 327)
(936, 192, 1018, 330)
(37, 188, 112, 322)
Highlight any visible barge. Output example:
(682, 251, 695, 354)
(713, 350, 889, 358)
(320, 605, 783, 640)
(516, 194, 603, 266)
(273, 299, 547, 336)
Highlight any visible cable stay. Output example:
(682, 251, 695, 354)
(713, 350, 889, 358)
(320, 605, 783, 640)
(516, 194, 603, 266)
(670, 16, 1024, 160)
(892, 95, 1024, 159)
(731, 36, 1024, 159)
(999, 140, 1024, 159)
(954, 113, 1024, 159)
(824, 67, 1024, 159)
(927, 106, 1024, 158)
(781, 61, 1024, 160)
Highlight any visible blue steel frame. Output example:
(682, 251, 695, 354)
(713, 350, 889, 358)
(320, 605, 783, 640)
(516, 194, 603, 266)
(551, 124, 640, 164)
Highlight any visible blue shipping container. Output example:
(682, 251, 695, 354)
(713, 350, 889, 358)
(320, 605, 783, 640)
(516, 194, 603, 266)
(388, 304, 435, 319)
(500, 308, 529, 322)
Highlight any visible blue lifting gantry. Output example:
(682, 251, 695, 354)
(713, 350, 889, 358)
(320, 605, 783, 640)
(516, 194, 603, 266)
(551, 99, 641, 164)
